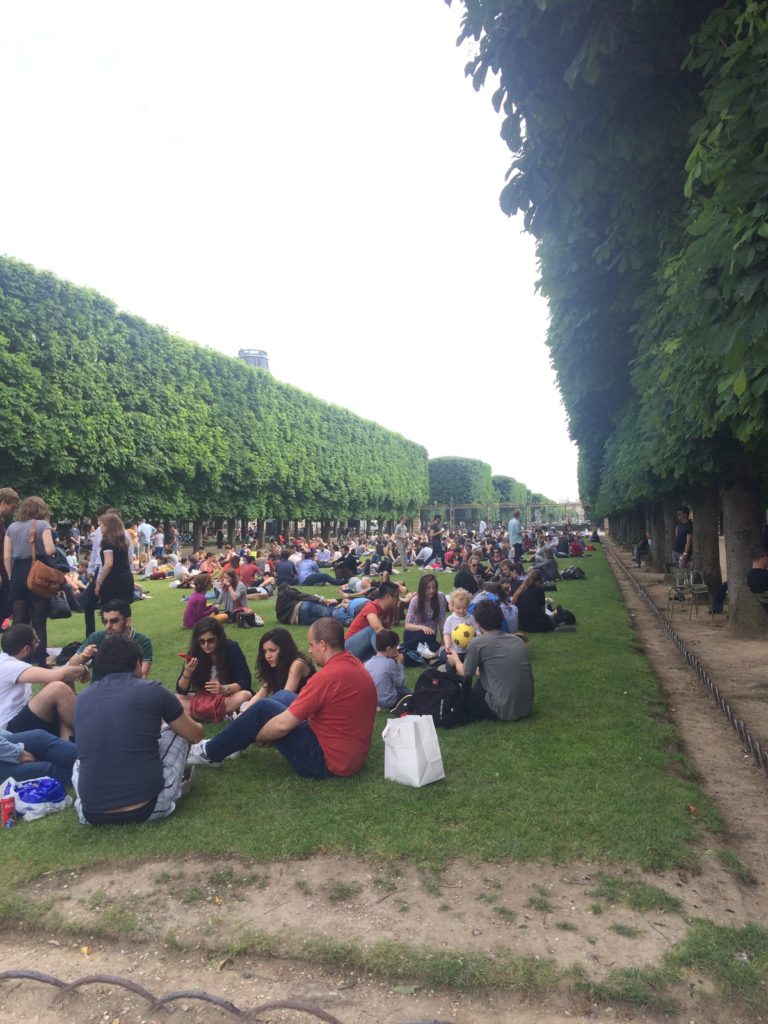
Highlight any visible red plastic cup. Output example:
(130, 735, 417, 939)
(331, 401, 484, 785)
(1, 795, 15, 829)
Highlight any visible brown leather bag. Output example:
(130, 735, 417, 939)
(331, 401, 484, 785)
(26, 520, 65, 599)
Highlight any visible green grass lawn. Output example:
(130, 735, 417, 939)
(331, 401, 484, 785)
(0, 550, 720, 884)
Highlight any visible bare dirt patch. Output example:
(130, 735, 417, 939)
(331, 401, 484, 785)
(24, 853, 733, 969)
(4, 546, 768, 1022)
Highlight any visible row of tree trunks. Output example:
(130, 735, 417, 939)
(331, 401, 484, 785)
(613, 469, 765, 638)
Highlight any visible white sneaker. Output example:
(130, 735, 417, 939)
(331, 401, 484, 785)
(186, 741, 220, 767)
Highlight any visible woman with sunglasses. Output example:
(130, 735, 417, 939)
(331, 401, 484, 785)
(176, 617, 252, 722)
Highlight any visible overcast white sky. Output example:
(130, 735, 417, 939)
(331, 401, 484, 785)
(1, 0, 580, 501)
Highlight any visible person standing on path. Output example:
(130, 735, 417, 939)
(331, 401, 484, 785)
(393, 515, 409, 569)
(507, 510, 524, 562)
(672, 506, 693, 568)
(429, 514, 447, 570)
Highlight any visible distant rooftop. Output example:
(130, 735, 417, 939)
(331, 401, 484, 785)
(238, 348, 269, 370)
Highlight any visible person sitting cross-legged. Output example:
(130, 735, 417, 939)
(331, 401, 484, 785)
(72, 635, 203, 825)
(1, 624, 87, 739)
(187, 618, 377, 779)
(176, 617, 252, 722)
(447, 600, 534, 723)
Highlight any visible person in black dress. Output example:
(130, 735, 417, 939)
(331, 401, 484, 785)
(94, 513, 134, 608)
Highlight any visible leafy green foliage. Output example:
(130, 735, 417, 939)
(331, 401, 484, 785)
(492, 474, 529, 505)
(428, 457, 493, 505)
(0, 257, 429, 518)
(450, 0, 768, 516)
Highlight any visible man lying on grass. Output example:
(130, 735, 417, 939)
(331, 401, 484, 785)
(187, 618, 377, 778)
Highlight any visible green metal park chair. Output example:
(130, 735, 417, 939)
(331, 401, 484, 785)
(687, 570, 711, 618)
(667, 571, 690, 615)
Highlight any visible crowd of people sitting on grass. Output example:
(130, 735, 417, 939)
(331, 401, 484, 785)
(0, 490, 602, 828)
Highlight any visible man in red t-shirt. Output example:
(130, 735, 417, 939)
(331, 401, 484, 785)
(187, 619, 376, 778)
(344, 581, 401, 661)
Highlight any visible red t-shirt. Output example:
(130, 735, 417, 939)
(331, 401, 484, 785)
(240, 562, 259, 586)
(345, 600, 393, 639)
(287, 651, 377, 776)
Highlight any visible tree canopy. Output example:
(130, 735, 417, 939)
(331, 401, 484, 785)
(428, 457, 493, 505)
(0, 257, 429, 521)
(450, 0, 768, 632)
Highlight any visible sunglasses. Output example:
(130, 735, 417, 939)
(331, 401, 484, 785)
(102, 617, 123, 625)
(198, 637, 217, 646)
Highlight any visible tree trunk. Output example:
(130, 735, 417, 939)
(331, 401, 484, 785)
(691, 482, 722, 594)
(629, 508, 643, 549)
(723, 462, 767, 638)
(227, 518, 236, 545)
(647, 501, 666, 572)
(256, 519, 266, 546)
(192, 519, 203, 552)
(613, 514, 622, 544)
(663, 498, 677, 571)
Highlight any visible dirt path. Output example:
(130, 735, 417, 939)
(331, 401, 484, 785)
(3, 546, 768, 1023)
(606, 543, 768, 886)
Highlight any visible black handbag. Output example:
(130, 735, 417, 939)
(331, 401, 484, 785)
(48, 547, 71, 574)
(49, 593, 72, 619)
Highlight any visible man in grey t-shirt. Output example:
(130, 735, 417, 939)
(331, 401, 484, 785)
(447, 600, 533, 722)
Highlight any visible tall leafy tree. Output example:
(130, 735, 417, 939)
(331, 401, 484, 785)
(450, 0, 767, 634)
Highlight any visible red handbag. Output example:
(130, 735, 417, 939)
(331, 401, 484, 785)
(189, 690, 227, 723)
(26, 521, 65, 599)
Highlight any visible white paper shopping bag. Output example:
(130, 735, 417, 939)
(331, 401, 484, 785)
(382, 715, 445, 788)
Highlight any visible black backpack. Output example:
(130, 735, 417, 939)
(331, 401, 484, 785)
(411, 668, 467, 729)
(561, 566, 586, 580)
(56, 641, 82, 665)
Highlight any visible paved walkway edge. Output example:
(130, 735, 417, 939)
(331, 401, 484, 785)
(603, 539, 768, 778)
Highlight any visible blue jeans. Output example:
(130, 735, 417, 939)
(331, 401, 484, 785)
(297, 602, 351, 626)
(0, 730, 77, 787)
(299, 572, 342, 586)
(204, 691, 331, 778)
(344, 625, 377, 660)
(403, 630, 440, 653)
